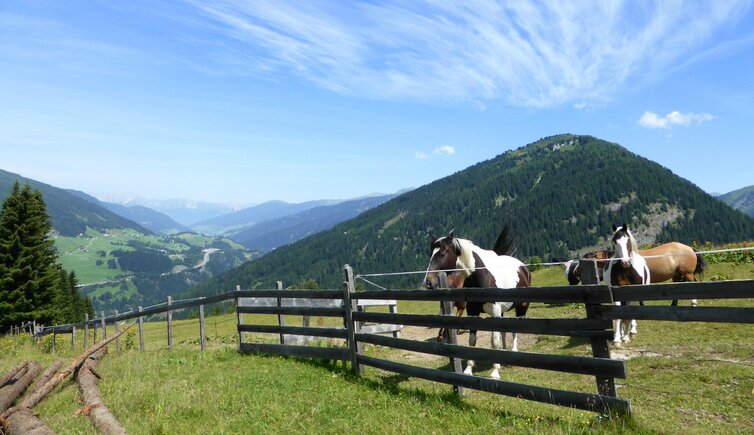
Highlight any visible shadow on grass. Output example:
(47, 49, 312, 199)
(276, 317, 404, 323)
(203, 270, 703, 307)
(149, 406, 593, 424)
(561, 336, 590, 349)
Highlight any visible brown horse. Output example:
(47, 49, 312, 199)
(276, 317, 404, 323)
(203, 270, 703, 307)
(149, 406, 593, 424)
(566, 242, 706, 305)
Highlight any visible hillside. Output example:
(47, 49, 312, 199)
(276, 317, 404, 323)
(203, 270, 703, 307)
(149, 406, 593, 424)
(66, 189, 191, 234)
(719, 185, 754, 217)
(0, 169, 150, 236)
(230, 193, 398, 252)
(191, 199, 341, 235)
(184, 134, 754, 294)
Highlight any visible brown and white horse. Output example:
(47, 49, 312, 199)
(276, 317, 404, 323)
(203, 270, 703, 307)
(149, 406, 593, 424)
(423, 229, 531, 379)
(606, 224, 650, 345)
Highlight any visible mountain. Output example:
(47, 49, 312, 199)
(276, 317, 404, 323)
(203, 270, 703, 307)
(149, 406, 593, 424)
(191, 199, 342, 235)
(719, 185, 754, 218)
(66, 190, 191, 234)
(231, 193, 398, 252)
(102, 196, 243, 226)
(183, 134, 754, 294)
(0, 169, 150, 236)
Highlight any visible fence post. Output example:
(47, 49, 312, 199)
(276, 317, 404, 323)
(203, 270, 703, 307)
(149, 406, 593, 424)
(199, 300, 206, 352)
(71, 325, 76, 352)
(138, 306, 145, 352)
(93, 315, 98, 343)
(114, 310, 121, 352)
(439, 272, 465, 396)
(582, 259, 618, 398)
(52, 324, 57, 353)
(343, 265, 362, 374)
(101, 311, 107, 340)
(83, 314, 88, 349)
(236, 285, 243, 347)
(167, 296, 173, 350)
(276, 281, 285, 345)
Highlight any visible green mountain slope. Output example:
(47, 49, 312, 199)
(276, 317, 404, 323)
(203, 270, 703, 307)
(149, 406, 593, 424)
(185, 134, 754, 293)
(719, 185, 754, 218)
(0, 169, 150, 236)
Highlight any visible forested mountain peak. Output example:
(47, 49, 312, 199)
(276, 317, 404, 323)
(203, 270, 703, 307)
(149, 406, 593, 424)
(184, 134, 754, 293)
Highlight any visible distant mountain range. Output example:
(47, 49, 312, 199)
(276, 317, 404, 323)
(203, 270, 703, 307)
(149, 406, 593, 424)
(230, 193, 399, 252)
(182, 134, 754, 295)
(66, 190, 191, 234)
(101, 196, 244, 226)
(0, 169, 150, 236)
(191, 199, 342, 235)
(718, 185, 754, 218)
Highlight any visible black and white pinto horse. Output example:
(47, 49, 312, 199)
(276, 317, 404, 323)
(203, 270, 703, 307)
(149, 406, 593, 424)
(423, 229, 531, 379)
(605, 224, 650, 345)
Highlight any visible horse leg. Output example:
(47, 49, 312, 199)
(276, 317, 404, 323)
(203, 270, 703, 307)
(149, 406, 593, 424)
(463, 327, 477, 375)
(489, 304, 503, 380)
(613, 302, 623, 345)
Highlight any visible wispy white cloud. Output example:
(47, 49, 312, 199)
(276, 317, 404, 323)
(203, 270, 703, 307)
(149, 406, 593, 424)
(638, 111, 715, 128)
(415, 151, 429, 159)
(179, 0, 751, 107)
(433, 145, 456, 155)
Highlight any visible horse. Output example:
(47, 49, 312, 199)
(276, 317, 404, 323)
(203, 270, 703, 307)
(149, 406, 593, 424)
(423, 228, 531, 379)
(605, 224, 650, 345)
(566, 243, 706, 306)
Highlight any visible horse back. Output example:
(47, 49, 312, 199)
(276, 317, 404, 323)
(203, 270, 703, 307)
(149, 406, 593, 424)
(639, 242, 697, 283)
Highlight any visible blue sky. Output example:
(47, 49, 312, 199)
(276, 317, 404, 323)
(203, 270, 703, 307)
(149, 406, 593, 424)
(1, 1, 753, 204)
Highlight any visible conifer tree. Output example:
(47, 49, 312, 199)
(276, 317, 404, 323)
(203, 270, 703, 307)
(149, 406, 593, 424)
(0, 182, 62, 329)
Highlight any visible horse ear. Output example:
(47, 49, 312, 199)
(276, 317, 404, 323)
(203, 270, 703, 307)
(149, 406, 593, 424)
(612, 224, 617, 232)
(622, 223, 628, 231)
(430, 232, 439, 243)
(447, 228, 456, 239)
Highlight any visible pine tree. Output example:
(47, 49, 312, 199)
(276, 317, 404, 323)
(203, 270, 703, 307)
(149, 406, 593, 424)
(0, 182, 62, 330)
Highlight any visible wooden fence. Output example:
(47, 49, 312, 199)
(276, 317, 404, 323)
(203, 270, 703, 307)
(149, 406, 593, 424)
(237, 263, 754, 416)
(26, 262, 754, 416)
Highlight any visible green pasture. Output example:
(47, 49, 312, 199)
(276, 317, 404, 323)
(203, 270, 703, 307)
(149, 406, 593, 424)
(2, 261, 752, 434)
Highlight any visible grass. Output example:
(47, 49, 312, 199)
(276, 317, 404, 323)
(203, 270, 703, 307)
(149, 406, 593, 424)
(2, 261, 753, 434)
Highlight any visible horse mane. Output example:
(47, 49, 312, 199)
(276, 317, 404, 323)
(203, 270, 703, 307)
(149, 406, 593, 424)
(493, 221, 518, 256)
(455, 238, 477, 277)
(626, 228, 639, 255)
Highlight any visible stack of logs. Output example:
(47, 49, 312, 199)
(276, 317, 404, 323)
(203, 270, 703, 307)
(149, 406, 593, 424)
(0, 325, 132, 434)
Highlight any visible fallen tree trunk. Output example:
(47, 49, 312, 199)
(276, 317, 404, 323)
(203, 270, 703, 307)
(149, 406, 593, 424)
(0, 362, 41, 412)
(1, 407, 55, 435)
(0, 363, 28, 389)
(1, 325, 133, 434)
(77, 348, 127, 435)
(29, 362, 63, 399)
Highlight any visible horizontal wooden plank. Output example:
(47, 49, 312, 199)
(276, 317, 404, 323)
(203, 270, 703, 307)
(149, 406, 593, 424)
(239, 343, 350, 361)
(609, 280, 754, 302)
(236, 306, 345, 317)
(356, 355, 631, 415)
(356, 286, 613, 304)
(353, 312, 612, 335)
(597, 306, 754, 323)
(236, 290, 342, 299)
(356, 334, 626, 379)
(359, 324, 403, 335)
(238, 297, 342, 308)
(238, 324, 348, 339)
(357, 299, 398, 307)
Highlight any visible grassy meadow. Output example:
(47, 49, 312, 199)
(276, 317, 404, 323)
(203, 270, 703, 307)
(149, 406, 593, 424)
(2, 261, 753, 434)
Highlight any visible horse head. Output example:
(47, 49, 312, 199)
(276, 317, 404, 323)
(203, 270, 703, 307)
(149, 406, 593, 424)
(611, 224, 636, 268)
(424, 229, 469, 290)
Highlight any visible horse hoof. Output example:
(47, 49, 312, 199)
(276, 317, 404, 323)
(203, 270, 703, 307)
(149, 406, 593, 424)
(490, 372, 501, 380)
(463, 368, 473, 376)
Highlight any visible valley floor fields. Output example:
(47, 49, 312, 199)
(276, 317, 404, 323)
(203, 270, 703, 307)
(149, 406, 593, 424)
(2, 262, 753, 434)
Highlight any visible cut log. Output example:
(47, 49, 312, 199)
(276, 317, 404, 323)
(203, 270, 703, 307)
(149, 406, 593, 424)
(0, 363, 28, 389)
(1, 407, 55, 435)
(29, 362, 64, 398)
(77, 348, 127, 435)
(0, 361, 41, 412)
(1, 324, 134, 434)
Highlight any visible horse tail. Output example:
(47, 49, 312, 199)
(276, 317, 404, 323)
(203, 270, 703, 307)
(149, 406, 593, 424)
(493, 221, 519, 256)
(694, 250, 707, 278)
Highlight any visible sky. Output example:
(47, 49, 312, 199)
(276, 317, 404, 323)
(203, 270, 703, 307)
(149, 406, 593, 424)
(1, 0, 753, 205)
